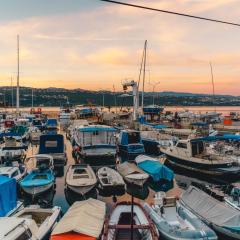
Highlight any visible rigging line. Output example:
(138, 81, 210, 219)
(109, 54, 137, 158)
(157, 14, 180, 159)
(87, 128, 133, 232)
(99, 0, 240, 27)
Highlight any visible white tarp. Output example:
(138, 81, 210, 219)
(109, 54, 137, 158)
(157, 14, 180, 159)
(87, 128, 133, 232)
(52, 198, 106, 238)
(181, 186, 240, 228)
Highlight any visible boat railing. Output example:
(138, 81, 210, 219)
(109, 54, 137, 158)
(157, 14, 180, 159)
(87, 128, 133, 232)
(76, 135, 116, 146)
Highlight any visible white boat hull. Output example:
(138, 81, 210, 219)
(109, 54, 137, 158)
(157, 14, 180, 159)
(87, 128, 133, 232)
(21, 182, 54, 196)
(67, 184, 96, 195)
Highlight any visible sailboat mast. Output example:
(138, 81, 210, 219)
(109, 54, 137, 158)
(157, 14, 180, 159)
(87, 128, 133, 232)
(11, 76, 13, 109)
(16, 35, 20, 114)
(209, 62, 216, 112)
(141, 40, 147, 112)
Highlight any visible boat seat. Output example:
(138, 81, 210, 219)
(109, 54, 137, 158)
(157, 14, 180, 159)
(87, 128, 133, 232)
(163, 197, 176, 207)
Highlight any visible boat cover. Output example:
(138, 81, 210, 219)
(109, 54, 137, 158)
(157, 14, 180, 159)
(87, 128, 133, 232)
(39, 134, 64, 154)
(136, 155, 174, 182)
(117, 162, 145, 176)
(51, 198, 106, 238)
(47, 119, 58, 126)
(181, 186, 240, 230)
(0, 176, 17, 217)
(78, 126, 116, 132)
(51, 233, 95, 240)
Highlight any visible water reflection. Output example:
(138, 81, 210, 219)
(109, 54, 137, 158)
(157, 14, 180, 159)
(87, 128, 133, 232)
(22, 189, 56, 208)
(64, 187, 97, 206)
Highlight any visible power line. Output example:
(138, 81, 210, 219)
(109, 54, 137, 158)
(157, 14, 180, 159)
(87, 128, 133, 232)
(99, 0, 240, 27)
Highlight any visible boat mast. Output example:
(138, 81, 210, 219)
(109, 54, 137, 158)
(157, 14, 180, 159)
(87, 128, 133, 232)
(16, 35, 20, 115)
(11, 76, 13, 109)
(209, 62, 216, 112)
(31, 88, 34, 108)
(141, 40, 147, 113)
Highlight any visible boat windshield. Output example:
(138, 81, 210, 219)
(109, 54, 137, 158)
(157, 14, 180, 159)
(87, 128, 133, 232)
(128, 132, 140, 144)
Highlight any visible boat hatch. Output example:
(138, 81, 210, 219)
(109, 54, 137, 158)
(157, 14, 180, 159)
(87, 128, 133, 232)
(32, 174, 48, 180)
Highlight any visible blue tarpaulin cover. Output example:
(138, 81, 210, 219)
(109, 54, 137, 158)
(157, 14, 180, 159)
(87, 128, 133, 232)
(78, 126, 116, 132)
(138, 160, 174, 182)
(39, 134, 64, 154)
(191, 134, 240, 142)
(0, 176, 17, 217)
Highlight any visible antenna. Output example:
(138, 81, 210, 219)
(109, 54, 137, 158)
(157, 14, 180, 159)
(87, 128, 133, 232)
(209, 62, 216, 112)
(141, 40, 147, 112)
(16, 35, 20, 114)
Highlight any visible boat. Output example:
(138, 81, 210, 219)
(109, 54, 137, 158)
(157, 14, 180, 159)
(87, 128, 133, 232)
(0, 136, 27, 163)
(180, 185, 240, 239)
(141, 130, 175, 155)
(161, 138, 240, 181)
(32, 118, 44, 131)
(45, 118, 58, 130)
(20, 154, 55, 196)
(0, 176, 23, 217)
(0, 164, 26, 183)
(29, 126, 41, 143)
(102, 201, 159, 240)
(51, 198, 106, 240)
(144, 192, 217, 240)
(12, 205, 61, 239)
(117, 161, 149, 187)
(9, 124, 30, 141)
(143, 104, 164, 114)
(117, 129, 145, 161)
(65, 164, 97, 195)
(39, 134, 67, 168)
(135, 155, 174, 192)
(224, 184, 240, 211)
(97, 167, 125, 194)
(72, 125, 117, 168)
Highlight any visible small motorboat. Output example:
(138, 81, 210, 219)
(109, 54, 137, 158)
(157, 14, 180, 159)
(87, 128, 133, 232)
(117, 161, 149, 187)
(30, 126, 41, 143)
(13, 205, 61, 239)
(102, 201, 159, 240)
(51, 198, 106, 240)
(1, 205, 61, 240)
(144, 192, 217, 240)
(97, 167, 125, 194)
(224, 184, 240, 211)
(20, 154, 55, 196)
(181, 185, 240, 239)
(0, 164, 26, 183)
(0, 176, 23, 217)
(65, 164, 97, 195)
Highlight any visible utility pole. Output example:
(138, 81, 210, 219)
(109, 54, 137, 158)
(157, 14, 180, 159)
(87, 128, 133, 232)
(11, 76, 14, 109)
(16, 35, 20, 114)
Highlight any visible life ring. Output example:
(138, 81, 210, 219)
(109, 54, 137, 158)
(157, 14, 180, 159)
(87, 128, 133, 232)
(37, 108, 42, 113)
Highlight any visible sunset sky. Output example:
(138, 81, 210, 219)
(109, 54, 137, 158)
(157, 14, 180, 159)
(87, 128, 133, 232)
(0, 0, 240, 95)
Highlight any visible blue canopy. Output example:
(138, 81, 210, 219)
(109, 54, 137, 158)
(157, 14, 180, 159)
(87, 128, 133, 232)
(152, 124, 168, 129)
(191, 122, 208, 126)
(46, 119, 58, 126)
(78, 126, 116, 133)
(0, 176, 17, 217)
(138, 160, 174, 182)
(39, 134, 64, 154)
(79, 108, 93, 114)
(191, 134, 240, 142)
(0, 132, 22, 137)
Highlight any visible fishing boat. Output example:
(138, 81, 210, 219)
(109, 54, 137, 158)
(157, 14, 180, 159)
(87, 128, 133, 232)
(51, 198, 106, 240)
(39, 134, 67, 168)
(102, 201, 159, 240)
(144, 193, 217, 240)
(0, 176, 23, 217)
(20, 154, 55, 196)
(161, 138, 240, 181)
(135, 155, 174, 192)
(97, 167, 125, 194)
(117, 129, 145, 161)
(65, 164, 97, 196)
(72, 125, 117, 168)
(12, 205, 61, 239)
(117, 161, 149, 187)
(180, 185, 240, 239)
(0, 165, 26, 183)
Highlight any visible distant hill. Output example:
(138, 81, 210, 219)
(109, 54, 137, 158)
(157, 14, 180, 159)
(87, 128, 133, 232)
(0, 86, 239, 107)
